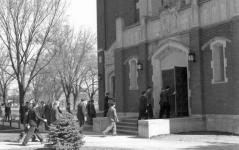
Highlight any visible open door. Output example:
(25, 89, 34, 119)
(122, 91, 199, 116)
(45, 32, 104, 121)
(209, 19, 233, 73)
(175, 67, 188, 117)
(161, 67, 188, 118)
(162, 68, 176, 117)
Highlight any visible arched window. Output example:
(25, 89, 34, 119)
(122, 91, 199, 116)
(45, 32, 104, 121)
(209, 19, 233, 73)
(210, 40, 228, 84)
(129, 58, 139, 90)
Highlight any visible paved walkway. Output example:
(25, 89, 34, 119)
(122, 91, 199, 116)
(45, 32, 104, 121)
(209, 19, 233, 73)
(1, 124, 239, 150)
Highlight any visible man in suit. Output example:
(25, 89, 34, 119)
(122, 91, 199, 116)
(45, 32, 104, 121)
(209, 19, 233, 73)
(22, 101, 47, 146)
(138, 91, 148, 120)
(77, 99, 87, 127)
(146, 87, 154, 119)
(104, 92, 110, 117)
(159, 86, 175, 118)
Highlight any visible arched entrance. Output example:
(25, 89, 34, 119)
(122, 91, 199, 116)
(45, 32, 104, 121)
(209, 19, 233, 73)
(151, 41, 190, 118)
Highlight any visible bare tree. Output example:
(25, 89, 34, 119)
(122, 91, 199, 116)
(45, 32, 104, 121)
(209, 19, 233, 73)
(83, 54, 98, 101)
(0, 0, 65, 116)
(55, 26, 95, 112)
(0, 46, 14, 106)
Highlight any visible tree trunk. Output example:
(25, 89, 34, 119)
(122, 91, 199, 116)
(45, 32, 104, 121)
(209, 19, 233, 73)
(2, 90, 7, 106)
(19, 86, 26, 123)
(73, 93, 78, 110)
(65, 93, 71, 113)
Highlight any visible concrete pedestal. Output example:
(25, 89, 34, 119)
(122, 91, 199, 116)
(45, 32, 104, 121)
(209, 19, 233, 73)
(138, 116, 205, 138)
(93, 117, 110, 132)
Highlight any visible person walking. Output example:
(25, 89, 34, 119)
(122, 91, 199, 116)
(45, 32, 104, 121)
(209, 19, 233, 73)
(102, 100, 119, 136)
(138, 91, 147, 120)
(44, 101, 52, 129)
(86, 99, 96, 125)
(18, 102, 30, 143)
(159, 86, 175, 118)
(50, 101, 63, 124)
(22, 101, 47, 146)
(77, 99, 87, 127)
(146, 87, 154, 119)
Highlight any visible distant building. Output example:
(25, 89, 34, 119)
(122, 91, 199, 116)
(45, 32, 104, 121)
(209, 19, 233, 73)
(97, 0, 239, 134)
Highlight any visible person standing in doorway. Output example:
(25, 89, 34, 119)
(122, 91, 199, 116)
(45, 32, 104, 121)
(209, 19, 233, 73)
(146, 87, 154, 119)
(104, 92, 110, 117)
(138, 91, 147, 120)
(159, 86, 175, 118)
(102, 100, 119, 136)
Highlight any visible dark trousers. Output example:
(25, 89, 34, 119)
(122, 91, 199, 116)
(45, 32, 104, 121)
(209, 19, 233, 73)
(22, 126, 43, 145)
(147, 104, 154, 119)
(5, 113, 10, 121)
(103, 109, 108, 117)
(159, 103, 170, 118)
(138, 109, 146, 120)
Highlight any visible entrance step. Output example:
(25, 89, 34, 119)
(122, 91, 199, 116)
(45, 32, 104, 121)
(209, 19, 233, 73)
(117, 117, 138, 135)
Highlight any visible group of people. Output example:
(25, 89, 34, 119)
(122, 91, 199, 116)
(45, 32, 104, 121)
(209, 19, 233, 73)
(77, 99, 96, 128)
(139, 86, 175, 120)
(19, 100, 62, 146)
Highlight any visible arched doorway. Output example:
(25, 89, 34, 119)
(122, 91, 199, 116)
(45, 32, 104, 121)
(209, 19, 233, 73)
(151, 41, 190, 118)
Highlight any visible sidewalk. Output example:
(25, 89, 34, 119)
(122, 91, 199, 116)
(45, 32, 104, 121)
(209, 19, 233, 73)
(1, 124, 239, 150)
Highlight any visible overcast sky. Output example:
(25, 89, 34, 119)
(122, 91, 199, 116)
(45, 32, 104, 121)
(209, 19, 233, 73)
(66, 0, 97, 34)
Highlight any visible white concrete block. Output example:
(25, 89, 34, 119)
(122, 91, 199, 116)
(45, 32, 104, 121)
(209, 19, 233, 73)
(138, 116, 205, 138)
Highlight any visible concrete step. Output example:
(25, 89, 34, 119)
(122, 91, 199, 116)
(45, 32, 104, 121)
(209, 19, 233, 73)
(120, 118, 138, 124)
(117, 128, 138, 135)
(117, 125, 138, 131)
(117, 122, 137, 127)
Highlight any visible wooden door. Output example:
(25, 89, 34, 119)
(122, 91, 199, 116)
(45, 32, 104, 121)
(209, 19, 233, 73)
(162, 69, 176, 117)
(175, 67, 189, 117)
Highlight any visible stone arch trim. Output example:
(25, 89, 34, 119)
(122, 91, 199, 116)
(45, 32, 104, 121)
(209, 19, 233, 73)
(105, 70, 114, 94)
(151, 41, 191, 116)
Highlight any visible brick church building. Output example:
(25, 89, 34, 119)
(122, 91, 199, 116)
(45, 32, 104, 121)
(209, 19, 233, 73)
(97, 0, 239, 134)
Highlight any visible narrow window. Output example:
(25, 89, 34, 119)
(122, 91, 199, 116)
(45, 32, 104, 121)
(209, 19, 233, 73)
(210, 40, 227, 83)
(129, 58, 139, 90)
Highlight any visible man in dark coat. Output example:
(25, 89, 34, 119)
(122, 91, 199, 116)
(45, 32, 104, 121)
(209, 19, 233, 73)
(159, 86, 175, 118)
(138, 91, 148, 120)
(146, 87, 154, 119)
(5, 103, 11, 122)
(77, 99, 87, 127)
(86, 99, 96, 125)
(22, 101, 47, 146)
(104, 93, 110, 117)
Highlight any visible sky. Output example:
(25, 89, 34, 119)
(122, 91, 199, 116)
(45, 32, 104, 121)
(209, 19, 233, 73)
(8, 0, 97, 94)
(66, 0, 97, 34)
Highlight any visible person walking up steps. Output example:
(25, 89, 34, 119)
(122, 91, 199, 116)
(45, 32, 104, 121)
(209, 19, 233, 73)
(102, 100, 119, 136)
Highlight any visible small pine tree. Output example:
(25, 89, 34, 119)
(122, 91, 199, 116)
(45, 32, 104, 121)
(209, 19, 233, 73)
(48, 112, 84, 150)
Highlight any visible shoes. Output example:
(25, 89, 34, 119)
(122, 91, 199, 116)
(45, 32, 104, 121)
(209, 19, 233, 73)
(112, 133, 117, 136)
(102, 132, 106, 136)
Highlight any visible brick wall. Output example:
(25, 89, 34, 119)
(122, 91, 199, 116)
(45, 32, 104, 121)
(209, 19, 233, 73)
(189, 28, 204, 115)
(114, 43, 148, 112)
(97, 0, 139, 111)
(200, 18, 239, 115)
